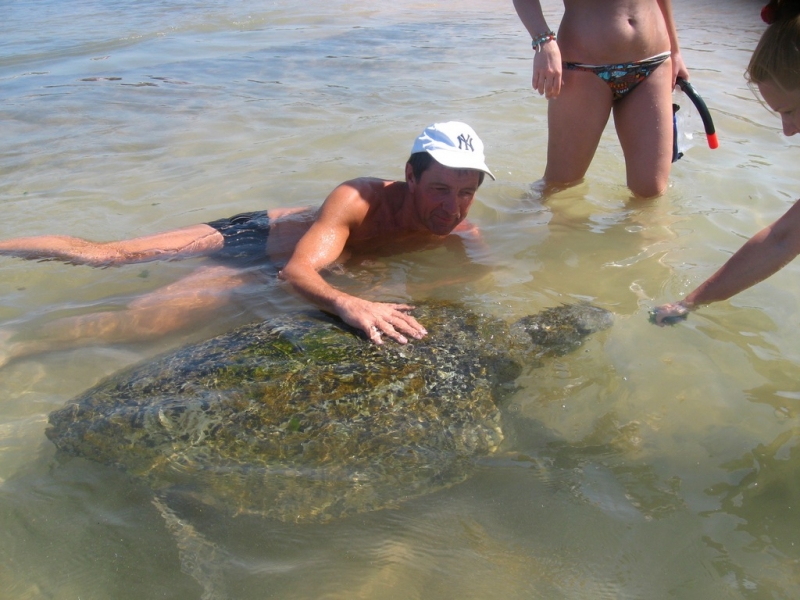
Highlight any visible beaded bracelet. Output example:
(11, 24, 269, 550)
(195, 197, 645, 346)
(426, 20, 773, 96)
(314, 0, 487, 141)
(531, 31, 556, 52)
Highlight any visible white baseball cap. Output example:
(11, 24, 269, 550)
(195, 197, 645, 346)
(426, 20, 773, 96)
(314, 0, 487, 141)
(411, 121, 495, 180)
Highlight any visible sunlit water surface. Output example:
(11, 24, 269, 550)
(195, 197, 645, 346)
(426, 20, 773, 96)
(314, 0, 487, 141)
(2, 0, 800, 598)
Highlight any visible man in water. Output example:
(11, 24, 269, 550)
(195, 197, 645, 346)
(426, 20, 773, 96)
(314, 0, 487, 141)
(0, 121, 494, 365)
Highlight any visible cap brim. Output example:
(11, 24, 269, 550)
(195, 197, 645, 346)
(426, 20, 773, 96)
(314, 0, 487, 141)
(428, 149, 495, 181)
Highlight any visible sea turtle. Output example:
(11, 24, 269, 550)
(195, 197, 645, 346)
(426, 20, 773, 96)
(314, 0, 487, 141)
(46, 300, 612, 523)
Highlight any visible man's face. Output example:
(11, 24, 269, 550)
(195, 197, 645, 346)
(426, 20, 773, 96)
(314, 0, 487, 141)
(408, 161, 481, 235)
(758, 79, 800, 136)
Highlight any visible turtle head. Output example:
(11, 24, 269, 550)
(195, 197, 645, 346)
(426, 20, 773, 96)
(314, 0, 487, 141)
(510, 303, 613, 359)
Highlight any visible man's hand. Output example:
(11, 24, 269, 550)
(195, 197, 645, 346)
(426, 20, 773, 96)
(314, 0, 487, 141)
(335, 297, 427, 345)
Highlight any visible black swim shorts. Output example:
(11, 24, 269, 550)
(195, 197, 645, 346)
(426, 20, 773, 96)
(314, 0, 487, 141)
(205, 210, 271, 264)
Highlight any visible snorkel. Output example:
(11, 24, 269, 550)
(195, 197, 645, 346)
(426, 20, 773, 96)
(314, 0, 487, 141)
(672, 77, 719, 162)
(676, 78, 719, 149)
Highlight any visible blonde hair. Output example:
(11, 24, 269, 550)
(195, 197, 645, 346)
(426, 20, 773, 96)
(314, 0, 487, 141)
(747, 1, 800, 89)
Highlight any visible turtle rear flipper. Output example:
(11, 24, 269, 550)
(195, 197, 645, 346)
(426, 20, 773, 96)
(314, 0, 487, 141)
(152, 494, 230, 600)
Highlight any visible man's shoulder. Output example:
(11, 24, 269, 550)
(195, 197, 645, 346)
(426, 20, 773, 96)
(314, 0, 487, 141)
(332, 177, 404, 205)
(338, 176, 397, 193)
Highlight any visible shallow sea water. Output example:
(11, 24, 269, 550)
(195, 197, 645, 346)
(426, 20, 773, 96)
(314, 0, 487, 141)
(2, 0, 800, 598)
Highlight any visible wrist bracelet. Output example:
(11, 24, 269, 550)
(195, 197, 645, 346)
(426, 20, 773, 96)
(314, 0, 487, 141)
(531, 31, 556, 52)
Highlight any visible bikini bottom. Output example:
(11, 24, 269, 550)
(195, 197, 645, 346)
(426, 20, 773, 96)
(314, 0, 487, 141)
(563, 51, 671, 100)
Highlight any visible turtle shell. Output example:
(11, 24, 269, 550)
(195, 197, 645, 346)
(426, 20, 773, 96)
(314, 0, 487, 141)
(46, 300, 610, 522)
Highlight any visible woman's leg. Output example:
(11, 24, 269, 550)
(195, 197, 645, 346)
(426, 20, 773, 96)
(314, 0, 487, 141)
(544, 68, 615, 186)
(613, 60, 675, 198)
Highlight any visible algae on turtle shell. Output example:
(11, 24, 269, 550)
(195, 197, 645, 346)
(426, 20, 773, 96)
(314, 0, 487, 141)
(46, 300, 612, 523)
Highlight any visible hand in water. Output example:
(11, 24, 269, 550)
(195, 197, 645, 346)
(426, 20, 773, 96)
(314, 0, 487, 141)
(335, 297, 427, 345)
(649, 302, 690, 326)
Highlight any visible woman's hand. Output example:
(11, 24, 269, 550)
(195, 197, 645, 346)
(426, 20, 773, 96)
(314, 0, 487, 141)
(532, 41, 562, 99)
(671, 51, 689, 87)
(649, 301, 691, 326)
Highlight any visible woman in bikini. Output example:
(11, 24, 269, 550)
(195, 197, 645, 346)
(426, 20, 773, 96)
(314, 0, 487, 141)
(513, 0, 689, 198)
(651, 0, 800, 325)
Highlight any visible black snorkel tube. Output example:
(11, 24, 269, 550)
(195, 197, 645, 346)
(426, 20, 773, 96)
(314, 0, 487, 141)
(677, 77, 719, 148)
(672, 77, 718, 162)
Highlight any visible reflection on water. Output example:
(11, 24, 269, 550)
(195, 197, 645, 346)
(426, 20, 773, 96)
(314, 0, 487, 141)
(1, 0, 800, 597)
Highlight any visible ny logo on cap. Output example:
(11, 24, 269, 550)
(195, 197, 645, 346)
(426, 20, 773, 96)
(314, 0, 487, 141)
(457, 133, 474, 152)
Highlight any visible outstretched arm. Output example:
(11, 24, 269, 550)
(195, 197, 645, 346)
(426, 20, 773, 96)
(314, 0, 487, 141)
(0, 224, 224, 266)
(512, 0, 562, 99)
(652, 199, 800, 325)
(278, 181, 427, 345)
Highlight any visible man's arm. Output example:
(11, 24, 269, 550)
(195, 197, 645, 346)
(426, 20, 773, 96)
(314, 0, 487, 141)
(652, 199, 800, 325)
(278, 180, 427, 345)
(0, 224, 224, 266)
